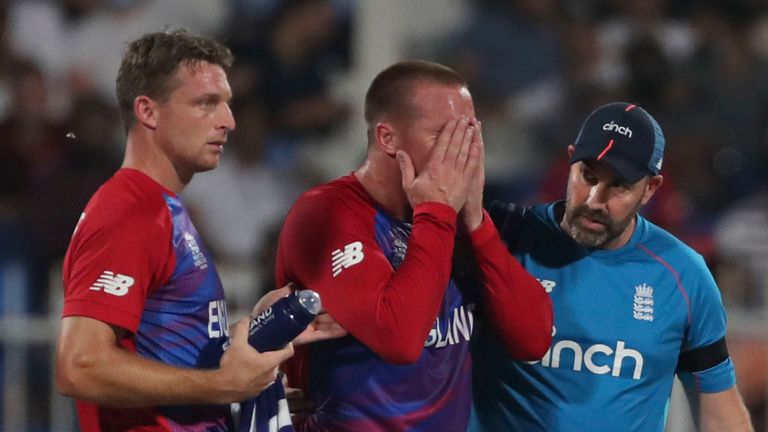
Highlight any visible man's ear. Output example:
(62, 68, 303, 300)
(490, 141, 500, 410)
(567, 144, 576, 158)
(134, 95, 158, 130)
(640, 175, 664, 205)
(373, 122, 398, 157)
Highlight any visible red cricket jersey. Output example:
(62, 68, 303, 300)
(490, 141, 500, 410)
(62, 168, 232, 431)
(276, 174, 552, 431)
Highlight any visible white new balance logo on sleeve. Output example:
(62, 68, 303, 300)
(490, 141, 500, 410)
(89, 270, 135, 296)
(331, 241, 364, 277)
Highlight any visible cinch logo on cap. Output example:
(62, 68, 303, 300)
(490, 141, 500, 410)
(571, 101, 666, 183)
(602, 121, 632, 137)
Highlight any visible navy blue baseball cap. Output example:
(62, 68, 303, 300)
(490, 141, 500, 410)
(570, 102, 665, 184)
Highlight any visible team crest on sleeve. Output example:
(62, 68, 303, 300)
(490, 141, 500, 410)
(633, 284, 654, 322)
(331, 241, 364, 277)
(90, 270, 135, 296)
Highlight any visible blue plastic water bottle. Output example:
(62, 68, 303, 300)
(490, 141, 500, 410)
(247, 289, 321, 351)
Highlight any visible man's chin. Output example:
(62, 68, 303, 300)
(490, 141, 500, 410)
(199, 158, 221, 172)
(570, 226, 609, 248)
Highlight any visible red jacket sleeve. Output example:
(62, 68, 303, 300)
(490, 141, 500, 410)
(467, 210, 553, 360)
(276, 189, 457, 364)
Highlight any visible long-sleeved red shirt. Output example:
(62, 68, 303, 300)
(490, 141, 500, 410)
(277, 174, 552, 431)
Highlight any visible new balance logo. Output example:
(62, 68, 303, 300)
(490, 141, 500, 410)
(537, 278, 556, 293)
(89, 271, 134, 296)
(633, 284, 654, 321)
(331, 241, 364, 277)
(603, 121, 632, 137)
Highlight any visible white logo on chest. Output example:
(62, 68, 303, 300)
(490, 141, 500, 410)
(184, 232, 208, 269)
(424, 303, 475, 348)
(633, 284, 654, 322)
(208, 300, 229, 338)
(532, 326, 645, 380)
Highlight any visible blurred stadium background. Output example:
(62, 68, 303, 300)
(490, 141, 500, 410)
(1, 0, 767, 430)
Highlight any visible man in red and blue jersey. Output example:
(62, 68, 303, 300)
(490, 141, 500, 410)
(55, 29, 294, 431)
(277, 60, 554, 431)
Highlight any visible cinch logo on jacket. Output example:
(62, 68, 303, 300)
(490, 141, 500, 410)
(532, 335, 645, 380)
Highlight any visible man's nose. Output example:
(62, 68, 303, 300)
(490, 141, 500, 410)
(585, 183, 610, 208)
(218, 103, 235, 131)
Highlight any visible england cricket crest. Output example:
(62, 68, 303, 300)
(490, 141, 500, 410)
(633, 283, 654, 322)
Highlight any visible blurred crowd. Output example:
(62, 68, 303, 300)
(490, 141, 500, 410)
(0, 0, 355, 314)
(1, 0, 767, 429)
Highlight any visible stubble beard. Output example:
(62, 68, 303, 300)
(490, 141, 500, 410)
(563, 192, 640, 249)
